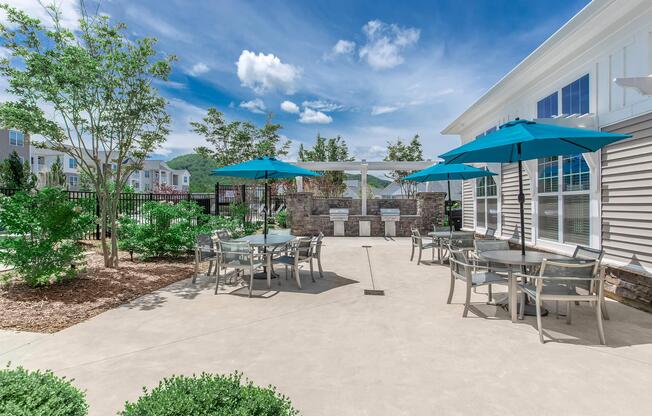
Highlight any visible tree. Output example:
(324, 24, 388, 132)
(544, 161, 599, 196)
(384, 135, 423, 198)
(193, 108, 290, 167)
(299, 134, 353, 197)
(0, 150, 36, 190)
(46, 156, 67, 189)
(0, 3, 174, 268)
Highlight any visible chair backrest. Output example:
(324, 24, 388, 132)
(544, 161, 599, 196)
(474, 239, 509, 253)
(268, 228, 292, 236)
(450, 236, 474, 250)
(196, 233, 214, 249)
(213, 229, 231, 242)
(433, 225, 449, 233)
(447, 246, 470, 280)
(484, 227, 496, 238)
(217, 241, 253, 266)
(573, 245, 604, 264)
(538, 259, 599, 293)
(292, 238, 313, 261)
(311, 232, 324, 257)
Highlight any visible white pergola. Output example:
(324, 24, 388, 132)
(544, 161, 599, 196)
(293, 160, 436, 215)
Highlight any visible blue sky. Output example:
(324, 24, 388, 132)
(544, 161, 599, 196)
(9, 0, 590, 161)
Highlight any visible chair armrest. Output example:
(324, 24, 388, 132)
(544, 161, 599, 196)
(512, 273, 598, 281)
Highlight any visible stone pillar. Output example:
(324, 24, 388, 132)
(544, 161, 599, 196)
(296, 176, 303, 192)
(361, 162, 368, 215)
(417, 192, 446, 233)
(286, 192, 313, 235)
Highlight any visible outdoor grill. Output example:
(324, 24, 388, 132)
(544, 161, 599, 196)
(329, 208, 349, 236)
(380, 208, 401, 237)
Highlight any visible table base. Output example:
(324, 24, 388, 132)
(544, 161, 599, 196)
(493, 294, 549, 317)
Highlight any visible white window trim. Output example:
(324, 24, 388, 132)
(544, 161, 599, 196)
(473, 164, 501, 234)
(532, 153, 600, 254)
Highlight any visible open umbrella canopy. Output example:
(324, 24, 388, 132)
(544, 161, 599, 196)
(211, 156, 321, 179)
(404, 163, 496, 182)
(439, 119, 631, 164)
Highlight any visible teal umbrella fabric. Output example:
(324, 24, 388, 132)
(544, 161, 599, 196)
(439, 119, 631, 254)
(211, 156, 321, 180)
(404, 163, 496, 232)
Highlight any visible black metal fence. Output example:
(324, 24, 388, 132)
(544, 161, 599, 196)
(0, 185, 286, 240)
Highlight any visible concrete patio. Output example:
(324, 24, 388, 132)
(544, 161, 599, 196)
(1, 237, 651, 415)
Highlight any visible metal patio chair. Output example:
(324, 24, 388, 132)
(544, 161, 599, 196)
(192, 233, 217, 283)
(271, 238, 314, 289)
(516, 259, 605, 344)
(310, 232, 324, 279)
(410, 227, 436, 265)
(484, 227, 496, 238)
(214, 241, 264, 297)
(572, 245, 609, 320)
(447, 246, 508, 317)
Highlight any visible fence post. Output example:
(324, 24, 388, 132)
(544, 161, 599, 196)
(241, 184, 246, 223)
(95, 193, 100, 240)
(214, 182, 219, 216)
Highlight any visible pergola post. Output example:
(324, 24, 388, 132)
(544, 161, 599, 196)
(361, 161, 368, 215)
(296, 176, 303, 192)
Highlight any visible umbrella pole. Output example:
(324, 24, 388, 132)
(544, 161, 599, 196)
(264, 175, 268, 238)
(517, 143, 526, 255)
(447, 178, 453, 233)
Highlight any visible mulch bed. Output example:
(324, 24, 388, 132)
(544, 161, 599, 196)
(0, 243, 194, 333)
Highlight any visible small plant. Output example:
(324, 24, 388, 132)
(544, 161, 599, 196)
(229, 201, 249, 224)
(275, 209, 288, 228)
(0, 365, 88, 416)
(120, 372, 298, 416)
(0, 188, 95, 286)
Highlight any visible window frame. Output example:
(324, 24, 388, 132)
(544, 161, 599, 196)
(475, 169, 498, 231)
(9, 130, 24, 147)
(68, 175, 79, 188)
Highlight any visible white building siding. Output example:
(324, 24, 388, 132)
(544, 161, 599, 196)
(500, 163, 532, 243)
(461, 180, 474, 230)
(601, 113, 652, 274)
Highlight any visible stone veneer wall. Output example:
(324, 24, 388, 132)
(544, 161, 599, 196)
(286, 192, 446, 237)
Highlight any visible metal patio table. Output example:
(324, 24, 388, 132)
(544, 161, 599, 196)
(477, 249, 572, 322)
(235, 234, 296, 288)
(428, 231, 475, 264)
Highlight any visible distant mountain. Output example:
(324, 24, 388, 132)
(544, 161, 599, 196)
(345, 173, 390, 189)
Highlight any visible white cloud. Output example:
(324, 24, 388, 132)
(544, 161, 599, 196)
(188, 62, 209, 76)
(236, 50, 301, 95)
(1, 0, 80, 30)
(125, 5, 192, 42)
(324, 39, 356, 60)
(239, 98, 267, 114)
(359, 20, 420, 70)
(302, 100, 343, 112)
(280, 100, 300, 114)
(371, 105, 399, 116)
(298, 108, 332, 124)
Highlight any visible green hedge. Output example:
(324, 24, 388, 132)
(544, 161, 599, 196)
(0, 366, 88, 416)
(120, 372, 298, 416)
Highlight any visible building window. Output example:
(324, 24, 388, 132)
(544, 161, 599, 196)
(475, 171, 497, 229)
(68, 175, 78, 188)
(562, 74, 589, 115)
(69, 158, 77, 169)
(9, 130, 24, 146)
(537, 155, 590, 245)
(144, 170, 150, 178)
(537, 92, 558, 119)
(183, 176, 188, 184)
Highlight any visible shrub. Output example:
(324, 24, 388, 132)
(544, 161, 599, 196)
(275, 209, 288, 228)
(0, 188, 95, 286)
(120, 372, 298, 416)
(0, 365, 88, 416)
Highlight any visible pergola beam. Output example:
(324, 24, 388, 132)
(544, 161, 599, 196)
(294, 160, 435, 171)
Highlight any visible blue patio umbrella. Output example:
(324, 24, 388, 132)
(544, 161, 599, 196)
(211, 156, 320, 236)
(440, 119, 631, 254)
(404, 163, 497, 232)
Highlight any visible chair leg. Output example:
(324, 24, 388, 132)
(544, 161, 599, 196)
(446, 272, 455, 304)
(294, 266, 302, 289)
(317, 257, 324, 278)
(410, 244, 415, 261)
(214, 265, 221, 295)
(248, 269, 254, 298)
(192, 254, 199, 284)
(596, 298, 606, 345)
(417, 247, 423, 265)
(536, 297, 544, 344)
(518, 292, 526, 321)
(601, 299, 610, 320)
(463, 282, 472, 317)
(207, 261, 213, 277)
(281, 265, 287, 285)
(309, 259, 315, 282)
(566, 302, 572, 325)
(487, 284, 493, 303)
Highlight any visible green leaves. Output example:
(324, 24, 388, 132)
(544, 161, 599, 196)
(0, 365, 88, 416)
(298, 134, 353, 197)
(0, 151, 36, 190)
(384, 134, 424, 197)
(0, 188, 95, 286)
(120, 372, 298, 416)
(193, 108, 291, 167)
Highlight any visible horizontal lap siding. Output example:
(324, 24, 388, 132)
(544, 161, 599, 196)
(462, 180, 474, 229)
(602, 113, 652, 270)
(500, 163, 531, 242)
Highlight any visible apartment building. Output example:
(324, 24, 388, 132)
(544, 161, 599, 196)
(442, 0, 652, 305)
(0, 129, 30, 165)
